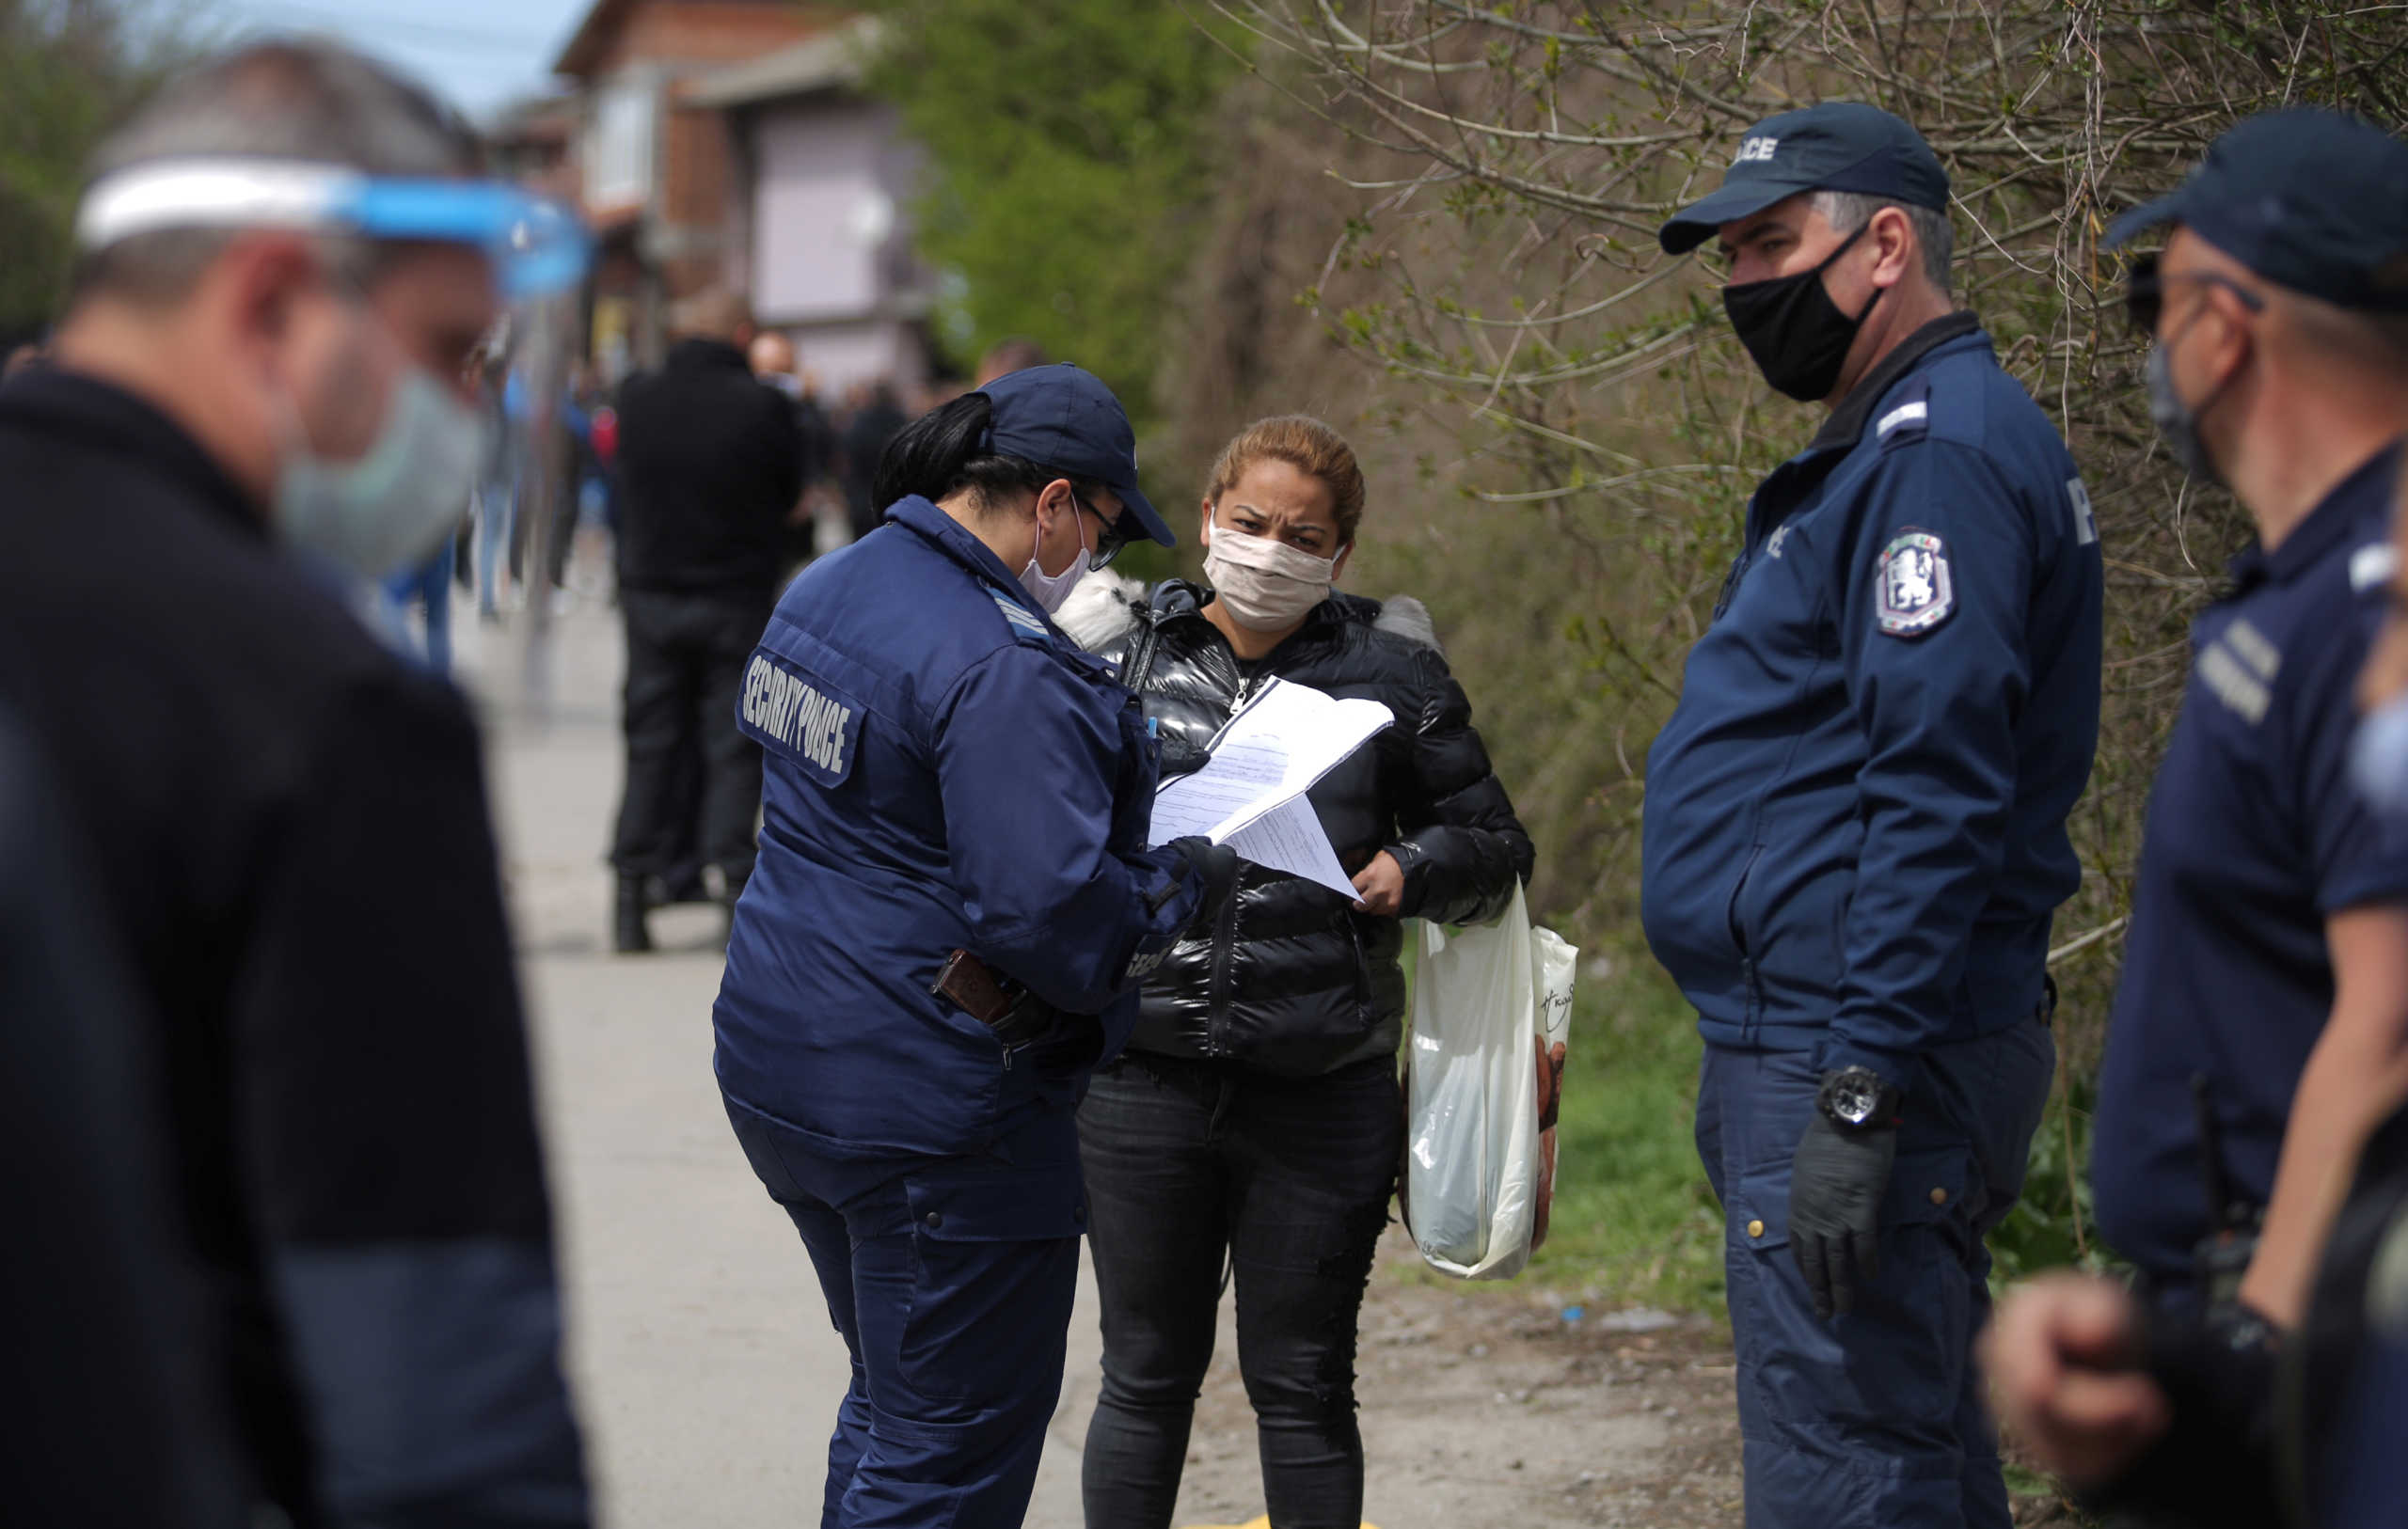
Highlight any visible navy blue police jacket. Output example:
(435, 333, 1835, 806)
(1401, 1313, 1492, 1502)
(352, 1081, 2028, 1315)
(2094, 444, 2408, 1285)
(712, 496, 1201, 1159)
(1640, 315, 2104, 1088)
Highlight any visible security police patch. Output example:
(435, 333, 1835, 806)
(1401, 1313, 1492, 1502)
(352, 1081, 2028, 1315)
(1876, 528, 1954, 637)
(737, 649, 863, 787)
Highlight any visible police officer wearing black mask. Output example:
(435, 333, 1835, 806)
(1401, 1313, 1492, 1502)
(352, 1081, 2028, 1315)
(1640, 102, 2105, 1529)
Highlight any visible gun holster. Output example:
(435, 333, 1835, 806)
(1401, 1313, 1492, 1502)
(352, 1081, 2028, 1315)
(931, 949, 1068, 1050)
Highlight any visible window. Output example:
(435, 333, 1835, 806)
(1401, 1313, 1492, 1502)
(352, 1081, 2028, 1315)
(585, 80, 656, 213)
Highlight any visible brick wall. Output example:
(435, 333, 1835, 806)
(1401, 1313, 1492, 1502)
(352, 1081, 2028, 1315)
(582, 0, 840, 78)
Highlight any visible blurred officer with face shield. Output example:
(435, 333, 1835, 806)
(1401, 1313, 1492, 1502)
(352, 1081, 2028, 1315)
(0, 40, 590, 1527)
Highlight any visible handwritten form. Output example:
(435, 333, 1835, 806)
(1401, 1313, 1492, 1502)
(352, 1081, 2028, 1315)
(1149, 679, 1393, 897)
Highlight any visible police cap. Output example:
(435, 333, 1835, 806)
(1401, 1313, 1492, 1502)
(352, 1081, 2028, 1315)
(1659, 102, 1951, 255)
(2105, 107, 2408, 312)
(977, 363, 1174, 549)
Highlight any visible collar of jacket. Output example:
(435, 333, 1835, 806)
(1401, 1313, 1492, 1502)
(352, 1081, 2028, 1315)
(884, 492, 1054, 610)
(666, 337, 751, 373)
(1807, 310, 1984, 454)
(0, 367, 266, 541)
(2228, 438, 2405, 594)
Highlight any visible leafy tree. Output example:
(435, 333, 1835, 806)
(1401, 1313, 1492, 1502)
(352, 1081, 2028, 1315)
(859, 0, 1247, 421)
(1203, 0, 2404, 1274)
(0, 0, 183, 345)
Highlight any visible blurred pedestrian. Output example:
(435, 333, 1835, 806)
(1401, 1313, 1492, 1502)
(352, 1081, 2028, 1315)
(975, 335, 1046, 386)
(381, 534, 456, 672)
(0, 39, 589, 1524)
(1058, 415, 1534, 1529)
(713, 363, 1229, 1527)
(838, 377, 908, 542)
(1639, 102, 2104, 1529)
(748, 328, 832, 567)
(609, 287, 802, 951)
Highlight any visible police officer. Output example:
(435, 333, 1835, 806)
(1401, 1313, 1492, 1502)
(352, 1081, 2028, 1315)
(714, 363, 1227, 1526)
(2088, 109, 2408, 1333)
(1640, 102, 2104, 1528)
(0, 41, 589, 1524)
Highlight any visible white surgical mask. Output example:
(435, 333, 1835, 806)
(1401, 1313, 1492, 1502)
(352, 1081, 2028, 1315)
(274, 317, 481, 579)
(1017, 496, 1092, 615)
(1203, 519, 1339, 630)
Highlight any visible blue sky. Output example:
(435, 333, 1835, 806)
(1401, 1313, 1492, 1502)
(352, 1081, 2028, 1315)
(182, 0, 594, 118)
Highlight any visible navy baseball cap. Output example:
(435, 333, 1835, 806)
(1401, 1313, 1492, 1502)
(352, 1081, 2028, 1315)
(1659, 102, 1952, 255)
(977, 362, 1174, 549)
(2103, 108, 2408, 312)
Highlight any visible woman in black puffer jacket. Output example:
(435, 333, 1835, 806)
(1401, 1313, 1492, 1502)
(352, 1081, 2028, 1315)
(1057, 416, 1533, 1529)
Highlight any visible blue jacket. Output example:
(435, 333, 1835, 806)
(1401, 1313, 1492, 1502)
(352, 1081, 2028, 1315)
(1640, 316, 2103, 1088)
(713, 497, 1200, 1159)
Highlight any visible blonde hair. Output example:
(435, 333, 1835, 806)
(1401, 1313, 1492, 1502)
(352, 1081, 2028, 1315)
(1206, 416, 1367, 544)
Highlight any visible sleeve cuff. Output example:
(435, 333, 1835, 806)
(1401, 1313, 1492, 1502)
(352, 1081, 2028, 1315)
(1821, 1039, 1917, 1094)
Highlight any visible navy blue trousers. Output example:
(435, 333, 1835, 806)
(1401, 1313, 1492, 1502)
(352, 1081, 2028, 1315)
(1695, 1018, 2054, 1529)
(726, 1100, 1085, 1529)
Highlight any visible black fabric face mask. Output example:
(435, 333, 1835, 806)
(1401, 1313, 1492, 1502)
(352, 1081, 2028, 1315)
(1721, 223, 1884, 402)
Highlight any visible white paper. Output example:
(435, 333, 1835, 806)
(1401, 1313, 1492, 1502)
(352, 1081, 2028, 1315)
(1226, 796, 1358, 898)
(1149, 678, 1393, 894)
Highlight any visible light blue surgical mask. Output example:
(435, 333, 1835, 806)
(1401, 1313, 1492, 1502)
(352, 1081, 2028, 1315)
(2351, 691, 2408, 822)
(275, 338, 481, 580)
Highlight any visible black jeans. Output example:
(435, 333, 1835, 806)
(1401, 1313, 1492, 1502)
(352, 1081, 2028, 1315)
(1077, 1052, 1401, 1529)
(610, 587, 772, 887)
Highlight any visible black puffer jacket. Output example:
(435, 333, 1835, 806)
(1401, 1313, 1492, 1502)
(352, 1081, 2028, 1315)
(1073, 577, 1533, 1077)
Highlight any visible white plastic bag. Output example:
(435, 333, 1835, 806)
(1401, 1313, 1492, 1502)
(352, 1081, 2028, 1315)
(1402, 884, 1577, 1280)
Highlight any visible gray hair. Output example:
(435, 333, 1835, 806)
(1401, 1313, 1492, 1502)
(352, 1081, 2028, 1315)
(73, 39, 483, 305)
(1814, 189, 1954, 296)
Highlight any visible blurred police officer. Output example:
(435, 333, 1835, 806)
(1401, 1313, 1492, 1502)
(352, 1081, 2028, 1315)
(610, 288, 803, 950)
(714, 364, 1229, 1526)
(0, 41, 587, 1525)
(1990, 102, 2408, 1499)
(1640, 102, 2104, 1528)
(2086, 109, 2408, 1336)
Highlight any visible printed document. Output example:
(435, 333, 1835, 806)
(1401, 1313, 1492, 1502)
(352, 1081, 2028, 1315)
(1149, 678, 1393, 897)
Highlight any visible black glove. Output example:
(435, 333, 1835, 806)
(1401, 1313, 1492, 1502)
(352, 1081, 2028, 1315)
(1788, 1110, 1897, 1321)
(1156, 734, 1212, 780)
(1165, 835, 1239, 925)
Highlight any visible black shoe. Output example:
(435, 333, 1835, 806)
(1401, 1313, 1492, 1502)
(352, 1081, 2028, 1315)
(613, 875, 654, 954)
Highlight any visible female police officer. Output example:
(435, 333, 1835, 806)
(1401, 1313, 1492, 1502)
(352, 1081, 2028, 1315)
(712, 363, 1228, 1527)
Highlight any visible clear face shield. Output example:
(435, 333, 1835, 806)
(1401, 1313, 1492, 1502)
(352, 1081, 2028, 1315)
(75, 159, 593, 707)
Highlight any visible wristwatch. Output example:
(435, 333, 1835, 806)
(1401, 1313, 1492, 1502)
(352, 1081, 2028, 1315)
(1817, 1067, 1906, 1133)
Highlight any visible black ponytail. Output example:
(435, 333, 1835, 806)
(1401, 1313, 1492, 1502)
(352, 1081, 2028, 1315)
(871, 391, 1099, 517)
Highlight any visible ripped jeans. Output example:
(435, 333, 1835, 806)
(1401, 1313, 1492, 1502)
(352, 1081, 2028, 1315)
(1077, 1052, 1401, 1529)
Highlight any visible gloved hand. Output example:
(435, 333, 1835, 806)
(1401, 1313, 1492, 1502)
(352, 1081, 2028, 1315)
(1788, 1110, 1897, 1320)
(1166, 834, 1239, 924)
(1156, 734, 1212, 780)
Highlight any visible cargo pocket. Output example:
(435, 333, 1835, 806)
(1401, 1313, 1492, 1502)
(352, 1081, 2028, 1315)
(894, 1167, 1085, 1404)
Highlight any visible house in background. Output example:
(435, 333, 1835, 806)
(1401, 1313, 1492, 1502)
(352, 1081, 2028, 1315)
(690, 18, 932, 397)
(546, 0, 930, 391)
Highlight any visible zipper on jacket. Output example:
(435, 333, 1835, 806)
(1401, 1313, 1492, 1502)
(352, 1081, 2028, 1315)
(1725, 843, 1767, 1039)
(1202, 664, 1267, 1055)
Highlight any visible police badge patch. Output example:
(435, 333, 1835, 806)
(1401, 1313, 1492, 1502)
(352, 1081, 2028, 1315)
(1876, 528, 1954, 636)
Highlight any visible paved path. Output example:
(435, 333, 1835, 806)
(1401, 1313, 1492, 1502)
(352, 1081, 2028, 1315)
(461, 605, 1100, 1529)
(455, 602, 1699, 1529)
